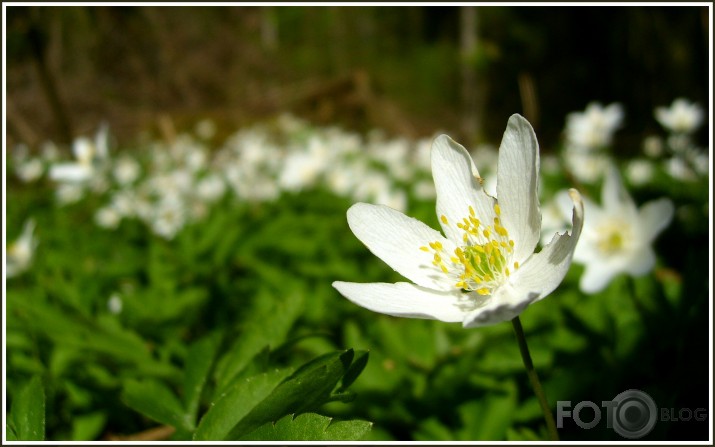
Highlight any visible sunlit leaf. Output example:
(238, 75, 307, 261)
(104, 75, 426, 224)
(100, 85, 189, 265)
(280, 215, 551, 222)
(240, 413, 371, 441)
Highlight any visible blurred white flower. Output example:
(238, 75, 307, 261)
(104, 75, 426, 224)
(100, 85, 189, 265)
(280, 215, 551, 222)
(7, 219, 39, 278)
(50, 128, 110, 184)
(563, 148, 611, 184)
(113, 156, 141, 186)
(625, 159, 655, 186)
(663, 156, 696, 182)
(374, 186, 407, 213)
(564, 166, 673, 294)
(195, 173, 226, 203)
(107, 293, 123, 314)
(55, 183, 86, 205)
(540, 153, 561, 176)
(655, 98, 704, 135)
(95, 206, 122, 229)
(412, 178, 436, 200)
(642, 135, 664, 158)
(565, 102, 624, 151)
(278, 150, 325, 192)
(195, 119, 217, 140)
(334, 115, 584, 328)
(150, 196, 187, 240)
(15, 157, 44, 182)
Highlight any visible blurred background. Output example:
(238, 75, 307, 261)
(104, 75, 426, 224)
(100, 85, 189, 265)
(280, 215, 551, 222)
(6, 6, 709, 151)
(4, 5, 711, 442)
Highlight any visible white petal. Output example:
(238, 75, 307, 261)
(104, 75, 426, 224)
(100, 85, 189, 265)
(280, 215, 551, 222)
(462, 283, 541, 328)
(431, 135, 496, 245)
(602, 165, 637, 217)
(579, 262, 619, 294)
(509, 189, 585, 302)
(637, 198, 674, 243)
(49, 163, 92, 183)
(625, 246, 656, 277)
(496, 114, 542, 263)
(332, 281, 466, 322)
(346, 203, 456, 291)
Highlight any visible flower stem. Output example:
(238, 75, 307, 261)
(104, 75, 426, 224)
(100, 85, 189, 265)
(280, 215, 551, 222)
(511, 316, 560, 441)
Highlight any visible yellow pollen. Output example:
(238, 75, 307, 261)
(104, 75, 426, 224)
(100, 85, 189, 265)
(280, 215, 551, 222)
(514, 261, 519, 269)
(435, 205, 515, 296)
(420, 246, 429, 252)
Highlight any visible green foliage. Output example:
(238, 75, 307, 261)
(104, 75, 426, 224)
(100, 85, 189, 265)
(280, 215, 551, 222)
(240, 413, 372, 441)
(7, 376, 45, 441)
(5, 112, 709, 441)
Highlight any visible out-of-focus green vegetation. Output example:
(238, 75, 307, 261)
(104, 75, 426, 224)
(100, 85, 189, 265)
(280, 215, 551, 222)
(5, 5, 711, 442)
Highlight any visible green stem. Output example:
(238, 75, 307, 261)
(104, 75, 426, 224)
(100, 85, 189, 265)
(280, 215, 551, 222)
(511, 316, 560, 441)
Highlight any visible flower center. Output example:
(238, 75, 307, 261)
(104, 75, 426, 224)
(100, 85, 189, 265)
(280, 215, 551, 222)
(596, 220, 631, 255)
(421, 204, 519, 296)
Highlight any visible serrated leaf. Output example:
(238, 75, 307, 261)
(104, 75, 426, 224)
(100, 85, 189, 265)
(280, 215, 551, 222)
(193, 367, 293, 441)
(226, 349, 354, 439)
(240, 413, 371, 441)
(183, 332, 221, 429)
(121, 379, 190, 432)
(10, 376, 45, 440)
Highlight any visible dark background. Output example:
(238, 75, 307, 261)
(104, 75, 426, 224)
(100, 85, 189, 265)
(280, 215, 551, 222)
(5, 6, 710, 154)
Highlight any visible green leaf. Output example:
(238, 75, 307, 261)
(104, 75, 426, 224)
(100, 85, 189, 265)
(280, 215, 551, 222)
(227, 349, 354, 439)
(457, 385, 518, 440)
(240, 413, 371, 441)
(71, 412, 107, 441)
(338, 349, 369, 392)
(9, 376, 45, 441)
(213, 289, 304, 391)
(182, 332, 221, 429)
(193, 367, 293, 441)
(121, 379, 190, 432)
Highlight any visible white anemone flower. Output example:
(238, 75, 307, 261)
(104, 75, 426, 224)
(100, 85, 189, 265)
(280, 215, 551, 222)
(655, 98, 704, 135)
(564, 166, 674, 294)
(565, 102, 624, 151)
(333, 114, 584, 328)
(7, 219, 39, 278)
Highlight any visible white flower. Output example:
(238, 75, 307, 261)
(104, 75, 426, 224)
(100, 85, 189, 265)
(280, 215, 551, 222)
(113, 156, 141, 186)
(655, 98, 704, 135)
(333, 115, 584, 328)
(195, 173, 226, 203)
(7, 219, 39, 278)
(15, 157, 44, 183)
(625, 159, 655, 187)
(108, 293, 123, 314)
(565, 102, 624, 151)
(49, 129, 110, 184)
(563, 147, 611, 184)
(564, 166, 673, 294)
(95, 206, 122, 229)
